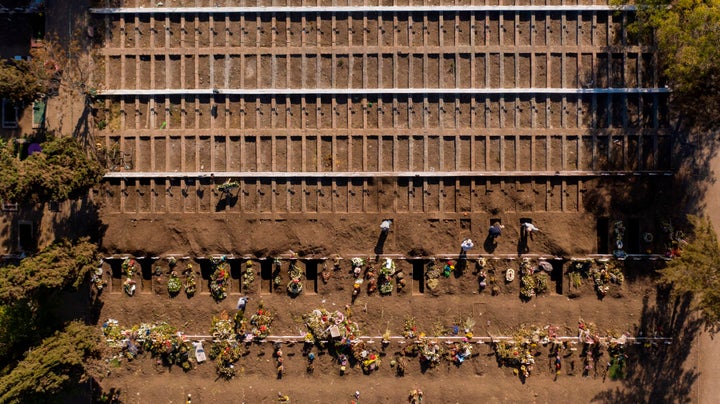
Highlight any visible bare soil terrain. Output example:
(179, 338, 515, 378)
(1, 1, 701, 403)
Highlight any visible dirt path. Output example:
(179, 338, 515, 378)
(698, 143, 720, 404)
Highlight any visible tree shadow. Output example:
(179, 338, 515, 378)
(215, 189, 239, 211)
(592, 285, 701, 403)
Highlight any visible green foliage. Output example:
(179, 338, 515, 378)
(0, 135, 104, 204)
(660, 215, 720, 326)
(0, 60, 45, 105)
(0, 238, 98, 303)
(0, 322, 101, 404)
(617, 0, 720, 126)
(0, 302, 37, 363)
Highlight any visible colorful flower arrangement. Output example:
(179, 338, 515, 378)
(378, 258, 396, 295)
(491, 327, 549, 380)
(566, 260, 624, 299)
(209, 311, 243, 379)
(101, 319, 193, 371)
(167, 271, 182, 296)
(425, 260, 441, 292)
(184, 264, 197, 297)
(519, 259, 551, 301)
(242, 260, 255, 291)
(304, 308, 361, 346)
(402, 316, 417, 339)
(351, 341, 381, 374)
(123, 278, 136, 296)
(91, 263, 106, 291)
(210, 258, 230, 301)
(122, 258, 138, 296)
(249, 303, 274, 340)
(417, 337, 443, 368)
(286, 260, 304, 296)
(592, 261, 624, 298)
(121, 258, 136, 277)
(217, 181, 240, 193)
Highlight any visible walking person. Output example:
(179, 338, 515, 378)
(488, 222, 504, 241)
(522, 222, 540, 240)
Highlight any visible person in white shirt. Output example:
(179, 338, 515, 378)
(461, 238, 474, 251)
(521, 222, 540, 242)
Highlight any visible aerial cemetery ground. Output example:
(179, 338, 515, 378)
(78, 0, 700, 402)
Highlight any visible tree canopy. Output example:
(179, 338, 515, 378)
(0, 238, 100, 399)
(0, 238, 98, 304)
(0, 322, 102, 404)
(660, 215, 720, 328)
(0, 135, 104, 204)
(620, 0, 720, 127)
(0, 60, 46, 105)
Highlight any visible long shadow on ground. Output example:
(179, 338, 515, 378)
(592, 286, 701, 403)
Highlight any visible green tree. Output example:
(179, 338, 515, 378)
(618, 0, 720, 127)
(0, 135, 105, 204)
(660, 215, 720, 328)
(0, 322, 102, 404)
(0, 239, 98, 365)
(0, 60, 46, 105)
(0, 238, 98, 304)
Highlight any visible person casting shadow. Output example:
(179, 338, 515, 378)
(484, 222, 503, 253)
(518, 222, 539, 254)
(374, 219, 392, 255)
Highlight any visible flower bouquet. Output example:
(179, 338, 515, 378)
(91, 267, 106, 291)
(289, 261, 304, 279)
(217, 181, 240, 193)
(377, 258, 396, 295)
(351, 257, 366, 268)
(123, 278, 136, 296)
(210, 312, 236, 340)
(210, 259, 230, 301)
(380, 258, 397, 277)
(102, 319, 122, 341)
(520, 274, 536, 300)
(242, 260, 255, 290)
(591, 261, 623, 298)
(208, 340, 243, 379)
(286, 261, 304, 296)
(448, 340, 473, 365)
(402, 317, 417, 339)
(287, 278, 303, 295)
(304, 308, 361, 345)
(121, 258, 137, 278)
(378, 278, 394, 295)
(184, 270, 197, 297)
(417, 338, 443, 368)
(249, 303, 274, 340)
(167, 271, 182, 296)
(535, 273, 549, 295)
(103, 321, 193, 370)
(351, 341, 381, 374)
